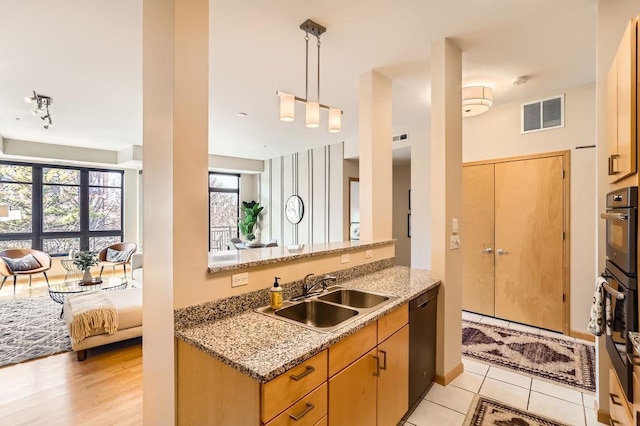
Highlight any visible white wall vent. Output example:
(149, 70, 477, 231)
(392, 133, 409, 143)
(521, 94, 564, 134)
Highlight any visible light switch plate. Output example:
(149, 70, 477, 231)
(449, 235, 460, 250)
(231, 272, 249, 287)
(452, 218, 459, 234)
(341, 254, 350, 264)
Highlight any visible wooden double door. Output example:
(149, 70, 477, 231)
(462, 152, 569, 332)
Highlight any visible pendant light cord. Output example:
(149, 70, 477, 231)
(317, 36, 321, 103)
(304, 33, 309, 101)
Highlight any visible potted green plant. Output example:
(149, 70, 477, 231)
(73, 250, 99, 284)
(238, 201, 263, 242)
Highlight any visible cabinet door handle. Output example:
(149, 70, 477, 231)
(609, 155, 620, 175)
(609, 392, 623, 406)
(480, 248, 493, 253)
(380, 350, 388, 370)
(289, 402, 315, 421)
(373, 355, 380, 377)
(496, 249, 508, 255)
(290, 365, 315, 381)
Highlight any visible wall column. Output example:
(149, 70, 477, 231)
(358, 70, 392, 241)
(142, 0, 209, 423)
(430, 39, 463, 383)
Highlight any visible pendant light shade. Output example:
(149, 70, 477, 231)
(462, 86, 493, 117)
(279, 93, 295, 122)
(306, 101, 320, 128)
(328, 108, 342, 133)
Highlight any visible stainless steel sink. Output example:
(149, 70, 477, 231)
(317, 288, 389, 309)
(255, 286, 398, 333)
(275, 300, 358, 328)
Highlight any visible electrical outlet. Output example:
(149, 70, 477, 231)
(341, 254, 350, 264)
(231, 272, 249, 287)
(449, 235, 460, 250)
(365, 250, 373, 259)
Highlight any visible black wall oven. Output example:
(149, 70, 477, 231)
(602, 187, 638, 401)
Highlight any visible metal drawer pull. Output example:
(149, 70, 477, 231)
(600, 213, 629, 221)
(373, 355, 380, 377)
(290, 365, 315, 381)
(480, 248, 493, 253)
(609, 392, 623, 406)
(289, 402, 315, 421)
(602, 282, 626, 300)
(380, 350, 388, 370)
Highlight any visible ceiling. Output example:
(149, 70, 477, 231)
(0, 0, 597, 162)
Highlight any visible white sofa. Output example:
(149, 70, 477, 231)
(131, 252, 143, 287)
(63, 287, 143, 361)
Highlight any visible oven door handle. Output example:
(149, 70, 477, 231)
(602, 281, 626, 300)
(600, 212, 629, 221)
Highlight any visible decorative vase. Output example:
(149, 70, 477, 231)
(82, 268, 93, 284)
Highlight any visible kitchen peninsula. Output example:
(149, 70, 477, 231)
(175, 241, 440, 425)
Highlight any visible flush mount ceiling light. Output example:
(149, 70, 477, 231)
(24, 90, 53, 129)
(277, 19, 342, 133)
(462, 86, 493, 117)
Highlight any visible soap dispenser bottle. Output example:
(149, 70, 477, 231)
(270, 277, 283, 310)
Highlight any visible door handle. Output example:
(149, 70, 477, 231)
(496, 249, 508, 255)
(480, 248, 493, 253)
(609, 392, 623, 406)
(373, 355, 380, 377)
(379, 350, 387, 370)
(609, 154, 620, 175)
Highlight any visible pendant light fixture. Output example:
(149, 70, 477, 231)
(277, 19, 342, 132)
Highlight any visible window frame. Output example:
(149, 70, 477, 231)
(208, 172, 240, 251)
(0, 161, 124, 256)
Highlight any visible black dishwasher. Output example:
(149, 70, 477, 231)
(408, 285, 439, 410)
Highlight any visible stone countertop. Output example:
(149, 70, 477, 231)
(176, 266, 440, 383)
(208, 240, 393, 273)
(630, 332, 640, 354)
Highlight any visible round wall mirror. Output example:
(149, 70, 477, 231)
(285, 195, 304, 224)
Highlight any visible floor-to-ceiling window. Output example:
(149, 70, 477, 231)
(208, 172, 239, 251)
(0, 162, 124, 255)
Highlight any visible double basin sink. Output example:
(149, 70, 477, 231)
(256, 286, 398, 332)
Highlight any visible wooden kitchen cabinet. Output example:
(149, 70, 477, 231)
(377, 325, 409, 426)
(609, 368, 633, 426)
(328, 348, 378, 426)
(607, 16, 638, 183)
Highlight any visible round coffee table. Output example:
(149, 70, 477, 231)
(49, 277, 128, 317)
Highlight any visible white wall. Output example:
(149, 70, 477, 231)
(259, 142, 344, 246)
(393, 162, 411, 266)
(463, 82, 597, 335)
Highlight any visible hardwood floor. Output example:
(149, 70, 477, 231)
(0, 339, 142, 425)
(0, 274, 142, 425)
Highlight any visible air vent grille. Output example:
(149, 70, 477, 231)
(521, 95, 564, 134)
(392, 133, 409, 143)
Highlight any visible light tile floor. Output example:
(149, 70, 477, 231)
(401, 311, 605, 426)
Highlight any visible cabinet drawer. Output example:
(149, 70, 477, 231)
(609, 368, 633, 426)
(265, 383, 327, 426)
(329, 322, 376, 377)
(314, 416, 327, 426)
(262, 350, 328, 423)
(378, 304, 408, 343)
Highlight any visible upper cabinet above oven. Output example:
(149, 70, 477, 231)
(607, 16, 638, 184)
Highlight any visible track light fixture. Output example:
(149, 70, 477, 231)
(277, 19, 342, 133)
(24, 91, 53, 129)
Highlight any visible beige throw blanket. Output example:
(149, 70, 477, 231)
(68, 291, 119, 344)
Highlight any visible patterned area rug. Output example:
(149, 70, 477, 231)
(462, 320, 596, 393)
(464, 395, 569, 426)
(0, 296, 71, 368)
